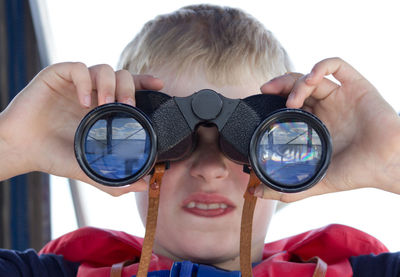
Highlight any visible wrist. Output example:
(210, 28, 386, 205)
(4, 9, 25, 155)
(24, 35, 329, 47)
(376, 117, 400, 194)
(0, 113, 32, 180)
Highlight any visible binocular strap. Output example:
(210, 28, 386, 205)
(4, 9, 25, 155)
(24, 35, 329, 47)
(239, 170, 327, 277)
(240, 170, 260, 277)
(110, 163, 165, 277)
(308, 256, 328, 277)
(110, 165, 327, 277)
(136, 163, 165, 277)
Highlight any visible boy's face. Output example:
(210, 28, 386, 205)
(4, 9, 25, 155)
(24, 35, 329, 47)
(135, 69, 277, 270)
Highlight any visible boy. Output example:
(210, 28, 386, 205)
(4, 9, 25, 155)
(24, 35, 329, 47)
(1, 4, 400, 277)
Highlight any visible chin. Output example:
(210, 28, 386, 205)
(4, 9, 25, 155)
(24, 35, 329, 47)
(184, 248, 239, 266)
(174, 233, 240, 264)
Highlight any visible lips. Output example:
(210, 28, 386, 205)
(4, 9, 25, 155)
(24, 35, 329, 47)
(182, 192, 235, 217)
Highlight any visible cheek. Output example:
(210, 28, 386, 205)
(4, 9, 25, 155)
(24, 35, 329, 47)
(228, 165, 277, 236)
(234, 166, 251, 189)
(223, 162, 251, 192)
(159, 161, 187, 195)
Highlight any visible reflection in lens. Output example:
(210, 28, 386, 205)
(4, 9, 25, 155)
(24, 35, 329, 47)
(84, 112, 150, 180)
(257, 121, 322, 185)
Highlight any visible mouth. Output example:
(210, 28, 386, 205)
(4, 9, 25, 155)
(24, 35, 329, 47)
(182, 193, 235, 217)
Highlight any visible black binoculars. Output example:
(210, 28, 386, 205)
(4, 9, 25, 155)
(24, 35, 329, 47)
(75, 89, 332, 192)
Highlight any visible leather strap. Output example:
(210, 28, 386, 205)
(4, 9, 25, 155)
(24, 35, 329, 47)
(110, 165, 327, 277)
(136, 163, 165, 277)
(308, 256, 328, 277)
(110, 260, 136, 277)
(110, 163, 166, 277)
(240, 170, 261, 277)
(110, 262, 124, 277)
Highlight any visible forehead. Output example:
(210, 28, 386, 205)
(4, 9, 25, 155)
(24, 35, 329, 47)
(147, 68, 262, 99)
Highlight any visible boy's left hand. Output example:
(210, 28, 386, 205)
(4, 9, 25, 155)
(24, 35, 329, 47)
(256, 57, 400, 202)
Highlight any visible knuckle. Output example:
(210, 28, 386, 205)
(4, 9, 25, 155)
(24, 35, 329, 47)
(71, 61, 88, 72)
(116, 69, 133, 82)
(116, 69, 132, 76)
(326, 57, 343, 64)
(90, 64, 114, 76)
(97, 64, 114, 74)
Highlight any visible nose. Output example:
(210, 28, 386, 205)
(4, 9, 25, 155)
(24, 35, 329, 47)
(188, 126, 229, 183)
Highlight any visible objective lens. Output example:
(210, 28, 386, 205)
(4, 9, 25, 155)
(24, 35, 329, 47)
(256, 121, 322, 185)
(84, 112, 151, 180)
(75, 103, 157, 186)
(249, 109, 331, 192)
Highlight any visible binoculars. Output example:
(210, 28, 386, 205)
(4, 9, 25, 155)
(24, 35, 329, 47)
(75, 89, 332, 192)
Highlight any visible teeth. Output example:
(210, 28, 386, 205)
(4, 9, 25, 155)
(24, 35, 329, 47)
(208, 203, 219, 209)
(186, 202, 228, 210)
(197, 203, 208, 210)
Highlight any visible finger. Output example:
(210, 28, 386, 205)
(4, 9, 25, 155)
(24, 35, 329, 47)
(99, 179, 148, 196)
(115, 70, 135, 106)
(260, 72, 303, 97)
(286, 74, 339, 108)
(89, 64, 117, 106)
(305, 57, 364, 87)
(43, 62, 93, 108)
(75, 168, 148, 196)
(252, 184, 284, 201)
(133, 74, 164, 91)
(253, 181, 331, 203)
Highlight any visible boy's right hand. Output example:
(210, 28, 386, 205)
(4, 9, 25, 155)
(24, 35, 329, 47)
(258, 58, 400, 202)
(0, 62, 163, 196)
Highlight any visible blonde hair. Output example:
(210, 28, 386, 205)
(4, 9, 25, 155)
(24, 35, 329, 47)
(119, 4, 292, 85)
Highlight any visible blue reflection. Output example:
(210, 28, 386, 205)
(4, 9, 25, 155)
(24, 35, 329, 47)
(257, 121, 322, 185)
(84, 113, 150, 180)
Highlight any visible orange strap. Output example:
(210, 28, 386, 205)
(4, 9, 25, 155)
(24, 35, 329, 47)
(308, 256, 328, 277)
(240, 170, 260, 277)
(110, 163, 166, 277)
(137, 163, 165, 277)
(110, 260, 136, 277)
(111, 165, 326, 277)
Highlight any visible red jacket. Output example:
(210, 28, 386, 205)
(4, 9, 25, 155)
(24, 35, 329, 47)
(40, 224, 388, 276)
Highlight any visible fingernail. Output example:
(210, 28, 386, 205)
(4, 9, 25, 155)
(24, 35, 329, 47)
(288, 91, 295, 101)
(105, 96, 114, 104)
(83, 95, 91, 107)
(253, 186, 263, 198)
(125, 98, 134, 106)
(248, 187, 256, 195)
(287, 92, 296, 107)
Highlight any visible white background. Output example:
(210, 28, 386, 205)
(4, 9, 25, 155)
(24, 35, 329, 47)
(42, 0, 400, 251)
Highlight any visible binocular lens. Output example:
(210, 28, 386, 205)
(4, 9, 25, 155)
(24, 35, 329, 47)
(84, 112, 151, 180)
(250, 109, 331, 192)
(256, 121, 322, 185)
(75, 104, 157, 186)
(76, 99, 331, 191)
